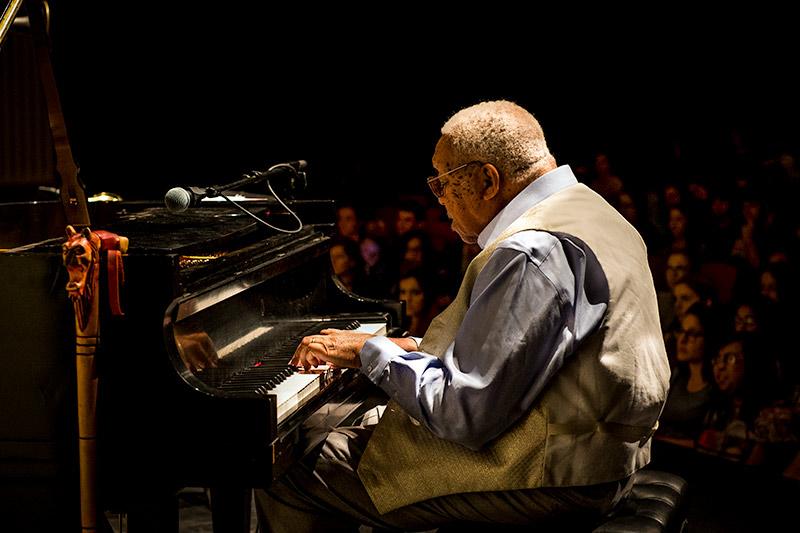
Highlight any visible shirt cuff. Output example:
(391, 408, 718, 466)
(360, 336, 406, 383)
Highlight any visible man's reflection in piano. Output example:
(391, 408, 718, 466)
(174, 330, 219, 373)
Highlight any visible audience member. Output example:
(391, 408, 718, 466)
(397, 269, 433, 337)
(731, 194, 765, 270)
(359, 236, 394, 298)
(398, 229, 433, 277)
(395, 200, 423, 237)
(663, 276, 714, 358)
(616, 190, 663, 248)
(329, 238, 366, 293)
(588, 152, 624, 204)
(666, 205, 703, 258)
(336, 205, 360, 242)
(698, 334, 776, 463)
(659, 305, 718, 446)
(657, 252, 692, 330)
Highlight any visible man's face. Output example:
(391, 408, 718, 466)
(734, 305, 758, 333)
(431, 139, 486, 244)
(676, 313, 705, 362)
(336, 207, 358, 238)
(618, 193, 637, 224)
(404, 237, 423, 266)
(760, 271, 778, 302)
(668, 208, 687, 237)
(665, 253, 690, 289)
(673, 282, 699, 319)
(360, 238, 380, 267)
(713, 341, 745, 393)
(396, 210, 417, 236)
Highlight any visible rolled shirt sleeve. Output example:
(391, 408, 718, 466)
(359, 229, 608, 450)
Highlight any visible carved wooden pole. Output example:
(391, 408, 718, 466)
(63, 226, 127, 531)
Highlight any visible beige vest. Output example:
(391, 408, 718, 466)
(358, 184, 670, 514)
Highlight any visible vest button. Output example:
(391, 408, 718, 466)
(408, 416, 420, 426)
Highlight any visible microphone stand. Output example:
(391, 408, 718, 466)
(210, 163, 307, 234)
(204, 163, 307, 200)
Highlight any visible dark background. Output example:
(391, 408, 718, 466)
(48, 3, 800, 205)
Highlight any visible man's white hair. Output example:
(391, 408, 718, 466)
(441, 100, 555, 185)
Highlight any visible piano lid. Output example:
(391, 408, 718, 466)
(0, 2, 331, 251)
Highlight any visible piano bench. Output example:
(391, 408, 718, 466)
(593, 469, 688, 532)
(434, 469, 688, 533)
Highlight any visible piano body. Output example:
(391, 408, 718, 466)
(0, 3, 401, 530)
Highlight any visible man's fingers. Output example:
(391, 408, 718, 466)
(291, 337, 313, 369)
(308, 336, 333, 354)
(289, 352, 301, 367)
(291, 335, 332, 370)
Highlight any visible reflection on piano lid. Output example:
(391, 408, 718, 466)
(171, 316, 386, 424)
(173, 316, 385, 396)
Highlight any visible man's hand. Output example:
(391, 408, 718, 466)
(389, 336, 419, 352)
(290, 328, 374, 370)
(176, 331, 219, 373)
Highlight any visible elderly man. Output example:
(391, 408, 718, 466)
(256, 100, 670, 531)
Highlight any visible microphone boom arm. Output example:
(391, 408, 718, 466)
(205, 161, 307, 198)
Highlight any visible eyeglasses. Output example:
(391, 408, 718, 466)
(676, 329, 704, 340)
(735, 316, 756, 326)
(666, 265, 689, 273)
(426, 161, 483, 198)
(713, 352, 744, 366)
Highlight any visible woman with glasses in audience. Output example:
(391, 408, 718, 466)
(699, 333, 777, 463)
(658, 304, 718, 448)
(663, 276, 714, 364)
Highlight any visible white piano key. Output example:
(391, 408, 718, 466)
(353, 322, 386, 335)
(273, 372, 321, 423)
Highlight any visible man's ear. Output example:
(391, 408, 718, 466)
(481, 163, 501, 200)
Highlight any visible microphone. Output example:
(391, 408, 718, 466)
(267, 160, 307, 173)
(164, 186, 208, 213)
(163, 160, 308, 213)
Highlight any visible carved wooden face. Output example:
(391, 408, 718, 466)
(63, 227, 96, 298)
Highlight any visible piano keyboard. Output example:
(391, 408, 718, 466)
(214, 319, 386, 423)
(269, 322, 385, 423)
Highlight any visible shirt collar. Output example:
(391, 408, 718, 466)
(477, 165, 578, 249)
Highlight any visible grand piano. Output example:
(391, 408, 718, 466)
(0, 3, 401, 530)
